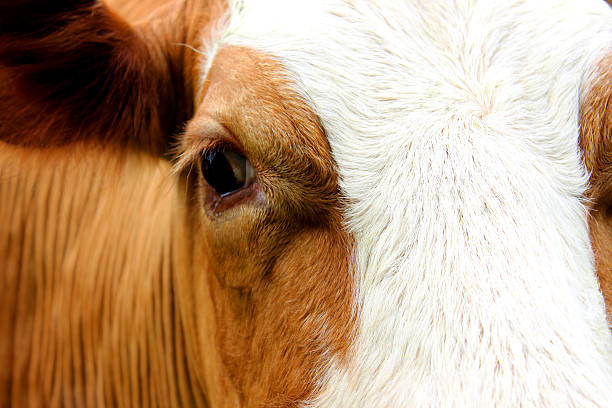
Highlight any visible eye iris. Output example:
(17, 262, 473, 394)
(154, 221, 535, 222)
(201, 150, 254, 197)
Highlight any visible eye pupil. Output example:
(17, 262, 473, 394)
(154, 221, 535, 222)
(201, 150, 254, 197)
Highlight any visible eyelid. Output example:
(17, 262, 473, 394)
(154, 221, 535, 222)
(172, 118, 243, 175)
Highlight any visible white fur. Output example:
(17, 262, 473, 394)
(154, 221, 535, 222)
(207, 0, 612, 406)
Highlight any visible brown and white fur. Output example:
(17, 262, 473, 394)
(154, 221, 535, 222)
(1, 0, 612, 406)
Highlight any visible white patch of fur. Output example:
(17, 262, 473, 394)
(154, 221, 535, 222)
(209, 0, 612, 406)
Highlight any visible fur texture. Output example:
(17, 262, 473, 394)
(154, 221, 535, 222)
(212, 0, 612, 406)
(581, 51, 612, 322)
(0, 0, 222, 405)
(0, 142, 209, 406)
(3, 0, 612, 406)
(1, 1, 356, 406)
(175, 46, 357, 406)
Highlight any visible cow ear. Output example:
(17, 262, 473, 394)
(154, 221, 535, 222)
(0, 0, 185, 152)
(580, 53, 612, 319)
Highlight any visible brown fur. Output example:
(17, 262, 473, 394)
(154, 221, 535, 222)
(580, 52, 612, 323)
(0, 143, 209, 407)
(0, 1, 356, 406)
(0, 0, 223, 152)
(105, 0, 177, 22)
(0, 2, 223, 404)
(0, 1, 169, 151)
(175, 46, 357, 406)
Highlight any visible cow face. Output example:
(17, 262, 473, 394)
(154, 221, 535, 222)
(1, 0, 612, 406)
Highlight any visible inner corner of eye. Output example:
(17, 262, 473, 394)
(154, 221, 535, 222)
(200, 149, 256, 197)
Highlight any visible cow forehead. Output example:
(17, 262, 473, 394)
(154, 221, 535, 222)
(212, 0, 612, 174)
(207, 0, 612, 235)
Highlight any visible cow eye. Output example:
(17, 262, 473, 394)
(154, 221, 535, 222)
(201, 149, 255, 197)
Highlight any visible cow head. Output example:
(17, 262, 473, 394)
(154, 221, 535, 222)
(1, 0, 612, 406)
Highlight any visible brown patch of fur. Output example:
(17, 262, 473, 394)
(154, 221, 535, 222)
(0, 143, 211, 406)
(176, 46, 357, 406)
(580, 52, 612, 322)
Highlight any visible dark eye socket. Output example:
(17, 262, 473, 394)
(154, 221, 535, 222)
(201, 149, 255, 197)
